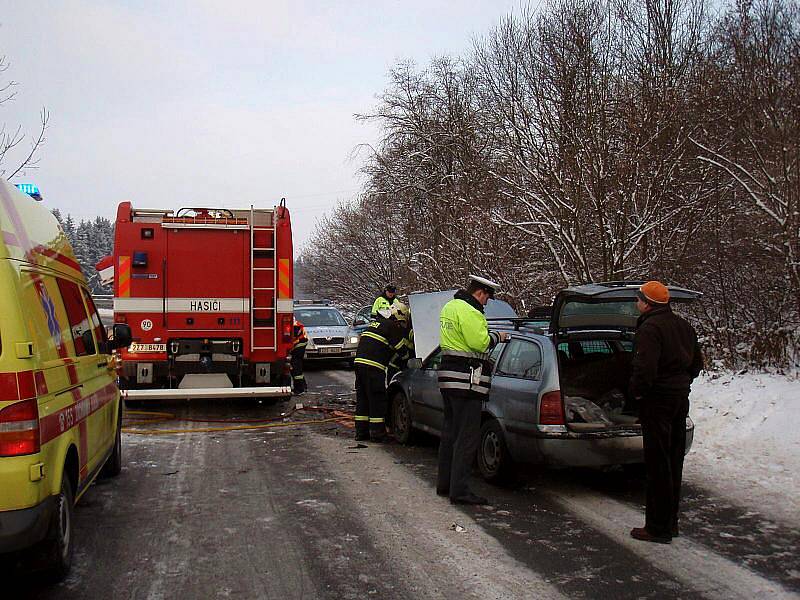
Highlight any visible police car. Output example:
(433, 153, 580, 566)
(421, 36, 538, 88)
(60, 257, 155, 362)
(293, 300, 359, 362)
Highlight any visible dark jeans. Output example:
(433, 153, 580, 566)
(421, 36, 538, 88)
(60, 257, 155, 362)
(640, 392, 690, 537)
(290, 348, 306, 393)
(437, 388, 482, 500)
(354, 366, 388, 438)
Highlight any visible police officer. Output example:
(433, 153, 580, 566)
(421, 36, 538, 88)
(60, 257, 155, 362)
(371, 284, 399, 317)
(354, 302, 410, 442)
(629, 281, 703, 544)
(437, 275, 508, 505)
(290, 318, 308, 395)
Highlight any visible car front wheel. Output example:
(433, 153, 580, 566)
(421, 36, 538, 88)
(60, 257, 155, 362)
(478, 419, 516, 485)
(391, 390, 415, 445)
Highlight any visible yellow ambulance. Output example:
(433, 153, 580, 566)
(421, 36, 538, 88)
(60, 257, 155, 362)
(0, 179, 131, 580)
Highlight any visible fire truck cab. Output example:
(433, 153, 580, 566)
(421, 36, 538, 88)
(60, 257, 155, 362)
(109, 202, 294, 401)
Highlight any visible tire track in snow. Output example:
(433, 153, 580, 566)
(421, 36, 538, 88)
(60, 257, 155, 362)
(547, 484, 796, 599)
(311, 432, 566, 600)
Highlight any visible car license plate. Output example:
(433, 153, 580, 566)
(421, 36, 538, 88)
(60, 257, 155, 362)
(319, 346, 342, 354)
(129, 343, 167, 353)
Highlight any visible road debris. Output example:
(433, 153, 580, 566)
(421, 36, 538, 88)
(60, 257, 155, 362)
(449, 522, 467, 533)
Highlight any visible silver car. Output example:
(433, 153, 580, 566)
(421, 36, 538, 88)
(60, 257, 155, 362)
(388, 283, 699, 483)
(293, 303, 360, 362)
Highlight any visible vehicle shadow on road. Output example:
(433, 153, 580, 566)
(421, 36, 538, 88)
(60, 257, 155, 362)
(380, 433, 800, 592)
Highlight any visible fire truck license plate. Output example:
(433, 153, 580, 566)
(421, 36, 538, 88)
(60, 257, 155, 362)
(129, 343, 167, 353)
(319, 346, 342, 354)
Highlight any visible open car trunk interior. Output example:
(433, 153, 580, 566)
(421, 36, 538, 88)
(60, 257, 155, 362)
(556, 338, 640, 431)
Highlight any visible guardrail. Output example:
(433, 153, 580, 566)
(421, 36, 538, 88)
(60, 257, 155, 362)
(92, 294, 113, 310)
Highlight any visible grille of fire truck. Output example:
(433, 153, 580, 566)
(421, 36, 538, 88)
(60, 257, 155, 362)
(250, 206, 277, 351)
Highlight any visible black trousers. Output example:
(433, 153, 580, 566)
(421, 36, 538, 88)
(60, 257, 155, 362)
(437, 388, 482, 500)
(354, 365, 388, 438)
(640, 392, 690, 537)
(290, 347, 306, 393)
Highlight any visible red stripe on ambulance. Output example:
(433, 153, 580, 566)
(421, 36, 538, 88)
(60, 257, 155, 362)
(0, 371, 36, 401)
(38, 383, 118, 445)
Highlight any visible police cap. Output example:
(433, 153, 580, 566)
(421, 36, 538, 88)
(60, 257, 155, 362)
(468, 274, 501, 298)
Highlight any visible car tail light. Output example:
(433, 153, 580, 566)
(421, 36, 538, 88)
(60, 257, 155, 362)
(539, 390, 565, 425)
(0, 399, 41, 456)
(281, 315, 293, 343)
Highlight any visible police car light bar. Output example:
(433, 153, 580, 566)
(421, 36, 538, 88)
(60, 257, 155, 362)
(15, 183, 42, 201)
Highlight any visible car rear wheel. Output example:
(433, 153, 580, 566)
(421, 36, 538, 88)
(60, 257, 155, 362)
(391, 390, 416, 445)
(41, 475, 75, 582)
(101, 403, 123, 478)
(478, 419, 516, 485)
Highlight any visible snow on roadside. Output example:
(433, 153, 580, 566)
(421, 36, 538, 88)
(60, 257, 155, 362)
(686, 372, 800, 526)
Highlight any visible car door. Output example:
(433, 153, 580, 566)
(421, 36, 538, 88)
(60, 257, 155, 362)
(55, 278, 107, 475)
(81, 290, 118, 452)
(411, 348, 445, 432)
(488, 338, 544, 438)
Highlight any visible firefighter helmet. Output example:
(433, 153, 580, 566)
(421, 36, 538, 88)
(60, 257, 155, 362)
(390, 302, 410, 322)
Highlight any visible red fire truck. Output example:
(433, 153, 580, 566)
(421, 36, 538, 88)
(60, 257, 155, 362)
(100, 201, 294, 401)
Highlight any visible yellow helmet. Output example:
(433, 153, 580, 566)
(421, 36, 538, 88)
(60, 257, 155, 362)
(391, 301, 410, 322)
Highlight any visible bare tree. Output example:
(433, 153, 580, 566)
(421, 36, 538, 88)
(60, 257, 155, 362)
(298, 0, 799, 367)
(691, 0, 800, 316)
(476, 0, 712, 285)
(0, 55, 49, 179)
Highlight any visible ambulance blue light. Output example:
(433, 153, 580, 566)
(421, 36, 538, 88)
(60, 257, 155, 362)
(15, 183, 42, 200)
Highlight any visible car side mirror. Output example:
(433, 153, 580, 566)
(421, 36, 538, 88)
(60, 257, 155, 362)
(81, 330, 96, 355)
(111, 323, 132, 349)
(407, 358, 423, 370)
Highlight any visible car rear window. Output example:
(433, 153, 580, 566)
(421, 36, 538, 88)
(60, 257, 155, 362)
(558, 299, 640, 329)
(558, 340, 632, 358)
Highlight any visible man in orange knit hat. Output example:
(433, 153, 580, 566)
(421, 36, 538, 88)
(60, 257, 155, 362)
(629, 280, 703, 544)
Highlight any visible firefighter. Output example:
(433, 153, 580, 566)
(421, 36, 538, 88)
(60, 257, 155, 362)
(629, 281, 703, 544)
(354, 302, 410, 442)
(436, 275, 508, 505)
(291, 318, 308, 394)
(387, 321, 414, 383)
(371, 284, 399, 317)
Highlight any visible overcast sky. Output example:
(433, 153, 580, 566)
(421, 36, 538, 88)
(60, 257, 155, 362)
(1, 1, 523, 249)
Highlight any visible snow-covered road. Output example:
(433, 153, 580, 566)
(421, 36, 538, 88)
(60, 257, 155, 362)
(8, 368, 799, 598)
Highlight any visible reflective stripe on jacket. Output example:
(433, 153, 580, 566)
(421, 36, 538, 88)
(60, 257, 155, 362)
(438, 291, 501, 395)
(355, 318, 406, 372)
(292, 320, 308, 350)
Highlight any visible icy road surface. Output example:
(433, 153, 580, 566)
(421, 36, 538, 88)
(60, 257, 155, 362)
(7, 366, 799, 599)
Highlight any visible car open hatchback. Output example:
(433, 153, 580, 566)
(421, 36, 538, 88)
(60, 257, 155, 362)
(388, 282, 701, 483)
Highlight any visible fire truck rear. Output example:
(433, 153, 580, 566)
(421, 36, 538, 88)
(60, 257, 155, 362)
(106, 202, 294, 400)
